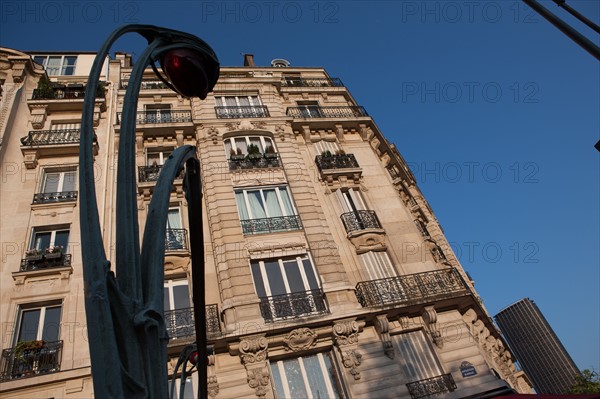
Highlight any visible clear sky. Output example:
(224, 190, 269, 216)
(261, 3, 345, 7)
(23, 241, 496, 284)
(1, 0, 598, 372)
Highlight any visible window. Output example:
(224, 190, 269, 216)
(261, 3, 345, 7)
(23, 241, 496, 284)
(33, 55, 77, 76)
(296, 101, 322, 118)
(50, 122, 81, 131)
(15, 304, 62, 343)
(168, 376, 195, 399)
(335, 189, 367, 213)
(394, 330, 443, 382)
(146, 147, 173, 166)
(163, 279, 193, 339)
(166, 207, 186, 250)
(215, 95, 268, 118)
(144, 104, 172, 123)
(314, 140, 340, 155)
(30, 228, 69, 253)
(251, 255, 326, 320)
(224, 135, 275, 158)
(235, 186, 301, 234)
(359, 251, 397, 280)
(270, 352, 344, 399)
(41, 169, 76, 194)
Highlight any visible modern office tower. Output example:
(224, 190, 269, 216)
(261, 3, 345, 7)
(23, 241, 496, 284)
(0, 47, 533, 398)
(495, 298, 581, 394)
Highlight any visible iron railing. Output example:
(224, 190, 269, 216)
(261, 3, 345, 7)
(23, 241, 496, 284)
(163, 305, 221, 340)
(240, 215, 302, 235)
(315, 154, 360, 171)
(0, 340, 63, 381)
(214, 106, 270, 119)
(31, 84, 105, 100)
(229, 154, 281, 170)
(121, 80, 169, 90)
(20, 254, 72, 272)
(260, 289, 328, 322)
(340, 210, 381, 233)
(165, 228, 188, 251)
(32, 191, 77, 204)
(286, 106, 368, 118)
(20, 129, 81, 146)
(281, 77, 343, 87)
(355, 268, 469, 308)
(138, 165, 184, 182)
(116, 110, 192, 124)
(406, 374, 457, 399)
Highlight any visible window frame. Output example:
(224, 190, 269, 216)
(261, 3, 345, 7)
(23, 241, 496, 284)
(32, 55, 77, 76)
(29, 226, 70, 253)
(235, 186, 297, 220)
(40, 167, 77, 194)
(250, 254, 321, 298)
(163, 278, 191, 312)
(224, 135, 275, 158)
(146, 146, 174, 166)
(14, 302, 63, 345)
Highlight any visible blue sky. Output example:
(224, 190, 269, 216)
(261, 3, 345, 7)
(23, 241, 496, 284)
(2, 1, 599, 372)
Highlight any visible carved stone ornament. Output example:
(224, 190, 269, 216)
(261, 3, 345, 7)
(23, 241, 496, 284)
(275, 124, 286, 141)
(246, 367, 270, 398)
(283, 328, 317, 352)
(333, 319, 362, 380)
(225, 121, 240, 131)
(207, 127, 219, 144)
(374, 315, 395, 359)
(250, 121, 267, 130)
(422, 306, 443, 348)
(239, 334, 268, 365)
(340, 349, 362, 380)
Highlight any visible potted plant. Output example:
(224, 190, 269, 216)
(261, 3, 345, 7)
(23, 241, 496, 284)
(321, 150, 333, 158)
(25, 248, 42, 261)
(34, 75, 56, 100)
(246, 144, 262, 160)
(230, 147, 245, 161)
(335, 149, 346, 155)
(44, 245, 63, 259)
(264, 145, 277, 159)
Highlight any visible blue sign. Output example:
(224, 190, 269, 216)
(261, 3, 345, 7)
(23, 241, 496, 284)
(460, 361, 477, 377)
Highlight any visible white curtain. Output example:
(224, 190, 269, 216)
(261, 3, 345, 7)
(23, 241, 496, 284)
(264, 189, 282, 217)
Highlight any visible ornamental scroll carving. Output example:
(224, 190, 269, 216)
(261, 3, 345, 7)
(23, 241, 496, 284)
(207, 353, 219, 398)
(333, 319, 362, 380)
(374, 315, 395, 359)
(422, 306, 443, 348)
(239, 334, 270, 397)
(283, 328, 317, 352)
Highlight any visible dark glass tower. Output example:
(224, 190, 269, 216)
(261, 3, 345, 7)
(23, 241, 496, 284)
(495, 298, 581, 394)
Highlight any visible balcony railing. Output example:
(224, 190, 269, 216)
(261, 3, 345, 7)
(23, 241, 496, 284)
(355, 268, 469, 308)
(260, 289, 328, 322)
(20, 129, 81, 146)
(164, 305, 221, 340)
(165, 228, 188, 251)
(315, 154, 360, 171)
(121, 80, 169, 90)
(240, 215, 302, 235)
(138, 165, 183, 183)
(0, 340, 63, 382)
(229, 154, 281, 170)
(32, 191, 77, 205)
(215, 106, 270, 119)
(340, 210, 382, 233)
(406, 374, 457, 399)
(116, 111, 192, 124)
(286, 106, 368, 118)
(281, 77, 343, 87)
(20, 254, 72, 272)
(31, 84, 104, 100)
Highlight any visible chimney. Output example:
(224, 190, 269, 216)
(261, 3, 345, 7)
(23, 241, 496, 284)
(243, 54, 255, 67)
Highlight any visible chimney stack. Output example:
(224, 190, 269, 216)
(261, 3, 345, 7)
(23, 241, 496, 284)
(243, 54, 255, 67)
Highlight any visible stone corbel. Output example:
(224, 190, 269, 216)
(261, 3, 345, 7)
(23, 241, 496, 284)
(333, 319, 362, 380)
(22, 149, 38, 169)
(335, 124, 344, 142)
(9, 59, 28, 82)
(207, 350, 219, 398)
(136, 131, 144, 155)
(301, 125, 311, 142)
(239, 334, 270, 398)
(30, 104, 47, 129)
(93, 103, 102, 127)
(175, 129, 184, 147)
(422, 306, 443, 348)
(374, 315, 395, 359)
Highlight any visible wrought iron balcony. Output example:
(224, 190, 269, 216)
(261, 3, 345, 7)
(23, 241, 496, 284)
(121, 80, 169, 90)
(215, 106, 270, 119)
(240, 215, 302, 235)
(406, 374, 456, 399)
(340, 210, 382, 233)
(165, 228, 188, 251)
(20, 254, 72, 272)
(0, 340, 63, 382)
(315, 154, 360, 171)
(286, 106, 368, 118)
(20, 129, 82, 146)
(281, 77, 343, 87)
(138, 165, 183, 183)
(31, 84, 105, 100)
(260, 289, 328, 322)
(164, 304, 221, 340)
(32, 191, 77, 204)
(355, 268, 469, 308)
(229, 154, 281, 170)
(116, 110, 192, 124)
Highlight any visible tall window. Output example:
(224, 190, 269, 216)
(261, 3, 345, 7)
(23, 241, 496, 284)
(335, 189, 367, 213)
(41, 169, 76, 194)
(146, 147, 174, 166)
(394, 330, 444, 382)
(166, 207, 185, 250)
(314, 140, 340, 155)
(215, 95, 262, 108)
(296, 101, 322, 118)
(358, 251, 397, 280)
(144, 104, 172, 123)
(251, 255, 326, 320)
(33, 55, 77, 76)
(15, 304, 62, 343)
(235, 186, 301, 234)
(215, 95, 268, 118)
(270, 352, 344, 399)
(163, 279, 192, 340)
(30, 228, 69, 252)
(224, 135, 275, 158)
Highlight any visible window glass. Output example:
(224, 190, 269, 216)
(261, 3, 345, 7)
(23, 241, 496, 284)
(302, 258, 319, 290)
(283, 358, 308, 398)
(54, 230, 70, 248)
(284, 259, 304, 293)
(34, 232, 52, 250)
(42, 306, 62, 341)
(43, 172, 60, 193)
(270, 353, 342, 399)
(17, 309, 40, 342)
(264, 259, 286, 296)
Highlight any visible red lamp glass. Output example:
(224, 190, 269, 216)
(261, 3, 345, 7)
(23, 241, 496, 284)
(160, 48, 215, 99)
(189, 351, 198, 365)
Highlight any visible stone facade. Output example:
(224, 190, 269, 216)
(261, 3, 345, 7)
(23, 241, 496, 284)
(0, 48, 532, 398)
